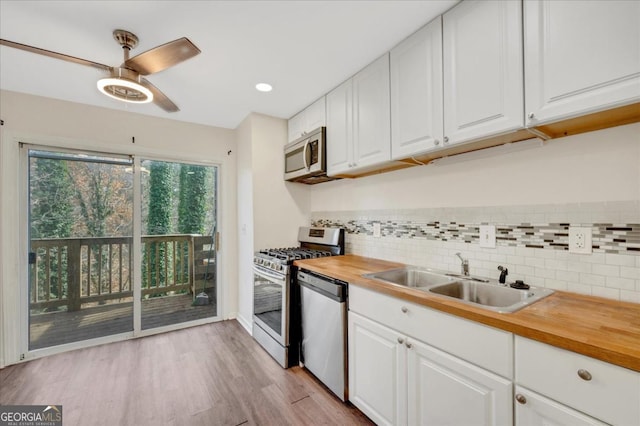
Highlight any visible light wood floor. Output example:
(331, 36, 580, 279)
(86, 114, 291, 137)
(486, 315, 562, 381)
(1, 320, 373, 426)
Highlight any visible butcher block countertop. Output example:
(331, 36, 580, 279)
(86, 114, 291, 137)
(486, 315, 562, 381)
(294, 254, 640, 372)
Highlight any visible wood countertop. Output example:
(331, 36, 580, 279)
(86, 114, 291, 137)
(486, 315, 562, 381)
(294, 254, 640, 372)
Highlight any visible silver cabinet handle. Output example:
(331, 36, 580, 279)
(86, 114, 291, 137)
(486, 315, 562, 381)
(405, 341, 412, 349)
(577, 369, 592, 381)
(397, 337, 404, 344)
(401, 306, 408, 313)
(443, 136, 449, 143)
(515, 394, 527, 404)
(528, 112, 535, 119)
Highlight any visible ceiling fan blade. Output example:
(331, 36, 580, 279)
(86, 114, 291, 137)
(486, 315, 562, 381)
(0, 38, 112, 71)
(140, 78, 179, 112)
(125, 37, 200, 75)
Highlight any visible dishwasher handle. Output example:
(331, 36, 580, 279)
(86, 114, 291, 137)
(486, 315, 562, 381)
(297, 270, 347, 302)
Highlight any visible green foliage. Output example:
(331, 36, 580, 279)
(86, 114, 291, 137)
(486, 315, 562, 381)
(30, 158, 74, 239)
(147, 162, 173, 235)
(146, 162, 174, 288)
(30, 158, 74, 301)
(178, 165, 208, 235)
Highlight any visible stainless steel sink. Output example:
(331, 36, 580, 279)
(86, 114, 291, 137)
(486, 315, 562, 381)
(363, 267, 459, 288)
(428, 280, 554, 313)
(363, 266, 554, 313)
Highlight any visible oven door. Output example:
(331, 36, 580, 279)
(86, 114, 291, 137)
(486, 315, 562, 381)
(253, 264, 289, 346)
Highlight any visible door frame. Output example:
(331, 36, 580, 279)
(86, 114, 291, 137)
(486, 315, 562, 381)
(16, 139, 225, 361)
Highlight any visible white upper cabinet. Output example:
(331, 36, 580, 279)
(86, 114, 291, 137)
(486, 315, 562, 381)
(327, 54, 391, 176)
(326, 78, 353, 174)
(287, 96, 326, 143)
(443, 0, 524, 145)
(352, 53, 391, 170)
(524, 0, 640, 126)
(390, 17, 444, 160)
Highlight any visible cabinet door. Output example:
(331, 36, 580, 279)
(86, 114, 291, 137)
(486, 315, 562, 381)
(443, 0, 524, 145)
(348, 312, 406, 426)
(524, 0, 640, 125)
(287, 111, 305, 143)
(352, 53, 391, 170)
(305, 96, 326, 131)
(408, 338, 512, 426)
(326, 78, 353, 176)
(514, 386, 607, 426)
(391, 17, 443, 159)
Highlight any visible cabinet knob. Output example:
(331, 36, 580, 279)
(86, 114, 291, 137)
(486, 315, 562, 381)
(528, 112, 535, 119)
(405, 341, 412, 349)
(577, 369, 592, 381)
(434, 140, 440, 146)
(397, 337, 404, 344)
(401, 306, 408, 313)
(515, 394, 527, 405)
(443, 136, 449, 143)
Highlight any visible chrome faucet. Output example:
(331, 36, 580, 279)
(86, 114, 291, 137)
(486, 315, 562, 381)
(455, 252, 469, 276)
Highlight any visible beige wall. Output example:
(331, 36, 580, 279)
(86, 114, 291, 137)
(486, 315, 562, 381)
(0, 90, 237, 367)
(309, 123, 640, 211)
(235, 112, 310, 331)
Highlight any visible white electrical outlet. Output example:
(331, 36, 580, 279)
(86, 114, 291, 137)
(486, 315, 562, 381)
(479, 225, 496, 248)
(569, 226, 592, 254)
(373, 222, 381, 238)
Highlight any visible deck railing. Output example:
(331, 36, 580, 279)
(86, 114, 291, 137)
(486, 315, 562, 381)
(29, 234, 215, 312)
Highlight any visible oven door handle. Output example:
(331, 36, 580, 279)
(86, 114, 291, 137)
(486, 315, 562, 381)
(253, 265, 286, 283)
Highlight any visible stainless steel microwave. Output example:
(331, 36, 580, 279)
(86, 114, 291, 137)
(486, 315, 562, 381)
(284, 127, 338, 184)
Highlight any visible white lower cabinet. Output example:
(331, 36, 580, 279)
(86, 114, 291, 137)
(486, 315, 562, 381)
(349, 312, 405, 426)
(407, 337, 512, 426)
(349, 309, 512, 426)
(515, 336, 640, 426)
(514, 386, 607, 426)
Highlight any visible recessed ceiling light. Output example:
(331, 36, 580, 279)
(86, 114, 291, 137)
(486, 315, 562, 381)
(255, 83, 273, 92)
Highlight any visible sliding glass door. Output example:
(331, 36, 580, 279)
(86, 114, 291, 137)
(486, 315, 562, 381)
(139, 158, 218, 329)
(26, 146, 220, 351)
(27, 149, 134, 350)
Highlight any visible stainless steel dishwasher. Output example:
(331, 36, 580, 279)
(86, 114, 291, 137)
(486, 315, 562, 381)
(297, 269, 348, 401)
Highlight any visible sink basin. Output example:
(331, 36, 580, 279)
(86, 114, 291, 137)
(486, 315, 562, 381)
(363, 267, 458, 288)
(428, 281, 554, 313)
(364, 266, 554, 313)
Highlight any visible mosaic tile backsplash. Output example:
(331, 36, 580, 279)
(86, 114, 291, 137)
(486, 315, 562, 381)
(311, 202, 640, 303)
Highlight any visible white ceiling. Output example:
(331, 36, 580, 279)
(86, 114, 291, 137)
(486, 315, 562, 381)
(0, 0, 458, 130)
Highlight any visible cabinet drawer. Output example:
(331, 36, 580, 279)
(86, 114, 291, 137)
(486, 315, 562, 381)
(349, 285, 513, 378)
(515, 336, 640, 425)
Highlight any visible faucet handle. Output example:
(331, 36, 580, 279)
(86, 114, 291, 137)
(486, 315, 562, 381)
(497, 265, 509, 284)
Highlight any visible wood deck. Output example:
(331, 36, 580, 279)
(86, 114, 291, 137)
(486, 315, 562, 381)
(30, 293, 217, 350)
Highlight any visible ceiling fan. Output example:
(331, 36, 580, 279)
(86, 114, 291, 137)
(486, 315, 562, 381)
(0, 30, 201, 112)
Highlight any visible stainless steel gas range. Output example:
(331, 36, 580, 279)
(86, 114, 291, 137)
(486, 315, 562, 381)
(252, 227, 344, 368)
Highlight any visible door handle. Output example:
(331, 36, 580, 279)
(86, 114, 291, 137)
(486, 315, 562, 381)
(303, 140, 310, 170)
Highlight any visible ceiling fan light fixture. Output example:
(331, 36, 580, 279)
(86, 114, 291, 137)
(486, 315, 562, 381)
(97, 68, 153, 104)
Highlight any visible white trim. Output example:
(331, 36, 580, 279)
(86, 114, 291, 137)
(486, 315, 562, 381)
(133, 156, 142, 334)
(236, 312, 253, 335)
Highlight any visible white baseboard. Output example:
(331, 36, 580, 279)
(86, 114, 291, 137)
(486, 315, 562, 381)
(235, 313, 252, 335)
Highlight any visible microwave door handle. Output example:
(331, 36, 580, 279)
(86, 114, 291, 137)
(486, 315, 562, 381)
(303, 140, 310, 170)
